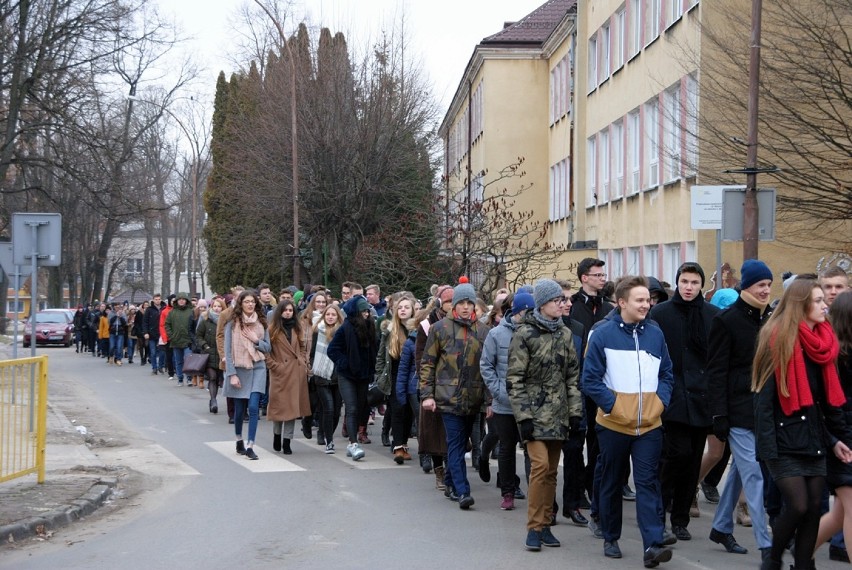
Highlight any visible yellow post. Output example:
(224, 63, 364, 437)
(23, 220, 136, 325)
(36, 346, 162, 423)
(35, 356, 48, 483)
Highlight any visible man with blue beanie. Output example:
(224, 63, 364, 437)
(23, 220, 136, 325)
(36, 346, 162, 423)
(508, 279, 582, 551)
(707, 259, 774, 564)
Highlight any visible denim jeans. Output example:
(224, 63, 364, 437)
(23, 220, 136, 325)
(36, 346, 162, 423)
(338, 376, 368, 444)
(711, 427, 772, 549)
(597, 425, 665, 550)
(109, 334, 124, 361)
(172, 346, 190, 382)
(126, 336, 136, 361)
(317, 384, 342, 445)
(149, 339, 165, 371)
(442, 412, 475, 496)
(233, 392, 262, 443)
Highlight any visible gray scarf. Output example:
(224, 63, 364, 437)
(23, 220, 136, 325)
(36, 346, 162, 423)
(533, 308, 560, 332)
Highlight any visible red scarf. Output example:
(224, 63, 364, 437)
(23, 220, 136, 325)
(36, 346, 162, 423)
(776, 321, 845, 415)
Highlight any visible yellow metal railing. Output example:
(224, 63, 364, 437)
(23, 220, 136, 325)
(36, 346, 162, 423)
(0, 356, 48, 483)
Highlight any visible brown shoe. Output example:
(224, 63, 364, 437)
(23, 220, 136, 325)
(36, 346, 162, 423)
(393, 446, 405, 465)
(402, 447, 412, 461)
(115, 360, 122, 366)
(690, 493, 700, 518)
(357, 427, 371, 444)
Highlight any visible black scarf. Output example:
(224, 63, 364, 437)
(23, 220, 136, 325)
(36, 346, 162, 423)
(671, 289, 707, 359)
(281, 316, 296, 342)
(581, 291, 604, 314)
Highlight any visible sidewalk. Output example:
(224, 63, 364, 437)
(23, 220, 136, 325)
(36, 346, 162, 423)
(0, 344, 119, 546)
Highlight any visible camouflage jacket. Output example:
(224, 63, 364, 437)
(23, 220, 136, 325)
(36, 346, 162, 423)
(507, 311, 582, 440)
(419, 313, 489, 416)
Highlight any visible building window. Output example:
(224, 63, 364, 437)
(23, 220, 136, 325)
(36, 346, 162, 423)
(644, 98, 659, 189)
(627, 247, 641, 274)
(664, 84, 681, 182)
(644, 244, 659, 277)
(125, 258, 143, 280)
(609, 249, 625, 280)
(550, 157, 571, 221)
(6, 300, 25, 313)
(550, 54, 572, 125)
(646, 0, 661, 45)
(614, 9, 626, 70)
(684, 73, 698, 176)
(627, 110, 641, 194)
(667, 0, 683, 27)
(663, 242, 682, 284)
(600, 23, 611, 82)
(587, 137, 597, 206)
(599, 129, 610, 203)
(630, 0, 643, 57)
(588, 36, 598, 92)
(612, 120, 624, 199)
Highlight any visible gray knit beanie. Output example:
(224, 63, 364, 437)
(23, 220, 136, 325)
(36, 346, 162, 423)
(452, 283, 477, 307)
(533, 279, 563, 309)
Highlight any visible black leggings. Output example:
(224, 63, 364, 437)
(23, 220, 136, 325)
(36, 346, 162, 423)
(771, 474, 824, 567)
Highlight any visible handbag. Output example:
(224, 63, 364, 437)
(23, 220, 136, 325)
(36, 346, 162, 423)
(183, 352, 210, 376)
(367, 382, 386, 407)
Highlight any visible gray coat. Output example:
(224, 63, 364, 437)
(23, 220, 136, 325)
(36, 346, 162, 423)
(480, 317, 517, 415)
(222, 320, 271, 399)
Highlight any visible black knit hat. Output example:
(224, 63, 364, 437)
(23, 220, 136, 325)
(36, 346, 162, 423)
(676, 262, 706, 288)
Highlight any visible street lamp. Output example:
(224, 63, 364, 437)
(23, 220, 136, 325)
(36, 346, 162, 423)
(128, 95, 201, 297)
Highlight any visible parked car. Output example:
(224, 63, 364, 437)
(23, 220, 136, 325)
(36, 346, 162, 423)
(22, 311, 74, 347)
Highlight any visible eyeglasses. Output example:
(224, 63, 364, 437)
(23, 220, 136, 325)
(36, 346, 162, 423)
(550, 297, 570, 305)
(586, 272, 607, 279)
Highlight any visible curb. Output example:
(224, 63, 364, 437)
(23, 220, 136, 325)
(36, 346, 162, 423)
(0, 476, 118, 544)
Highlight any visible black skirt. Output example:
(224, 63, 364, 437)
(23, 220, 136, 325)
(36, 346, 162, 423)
(827, 453, 852, 489)
(766, 454, 826, 480)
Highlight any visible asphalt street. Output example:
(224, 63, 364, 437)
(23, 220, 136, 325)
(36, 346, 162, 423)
(1, 346, 848, 569)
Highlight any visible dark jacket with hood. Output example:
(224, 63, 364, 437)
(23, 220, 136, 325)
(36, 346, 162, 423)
(648, 293, 718, 427)
(327, 296, 378, 381)
(569, 289, 614, 351)
(143, 302, 163, 341)
(164, 293, 194, 349)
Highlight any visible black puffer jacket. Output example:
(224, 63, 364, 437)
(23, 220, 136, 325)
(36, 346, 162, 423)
(649, 297, 718, 427)
(706, 296, 771, 430)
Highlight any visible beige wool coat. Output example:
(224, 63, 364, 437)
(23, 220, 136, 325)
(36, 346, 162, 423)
(266, 328, 311, 422)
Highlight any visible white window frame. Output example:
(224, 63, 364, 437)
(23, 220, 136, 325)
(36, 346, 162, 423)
(587, 137, 597, 207)
(684, 73, 698, 177)
(609, 249, 625, 281)
(614, 8, 626, 70)
(644, 98, 659, 189)
(668, 0, 684, 27)
(663, 242, 682, 284)
(630, 0, 643, 57)
(627, 110, 641, 194)
(600, 23, 611, 82)
(646, 0, 661, 45)
(644, 245, 659, 277)
(125, 258, 143, 280)
(599, 129, 610, 203)
(627, 247, 641, 274)
(664, 85, 681, 183)
(588, 36, 598, 92)
(612, 120, 624, 199)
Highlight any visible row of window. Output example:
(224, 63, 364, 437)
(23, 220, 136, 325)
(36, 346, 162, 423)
(446, 81, 485, 176)
(601, 240, 696, 286)
(588, 0, 698, 93)
(549, 157, 571, 222)
(585, 74, 697, 208)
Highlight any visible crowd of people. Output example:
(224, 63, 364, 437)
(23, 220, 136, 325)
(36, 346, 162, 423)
(69, 260, 852, 569)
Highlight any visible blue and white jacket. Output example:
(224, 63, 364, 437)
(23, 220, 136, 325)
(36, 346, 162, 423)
(581, 312, 673, 436)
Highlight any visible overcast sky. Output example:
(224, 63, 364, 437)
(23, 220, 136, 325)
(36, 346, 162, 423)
(156, 0, 545, 115)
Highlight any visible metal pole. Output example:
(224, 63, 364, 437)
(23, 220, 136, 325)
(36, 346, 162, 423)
(716, 229, 723, 295)
(743, 0, 763, 260)
(12, 268, 20, 359)
(29, 223, 38, 358)
(190, 155, 198, 297)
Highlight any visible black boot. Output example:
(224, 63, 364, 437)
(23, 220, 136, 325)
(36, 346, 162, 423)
(210, 398, 218, 414)
(236, 440, 246, 455)
(273, 433, 281, 452)
(281, 438, 292, 455)
(419, 454, 433, 473)
(381, 430, 391, 447)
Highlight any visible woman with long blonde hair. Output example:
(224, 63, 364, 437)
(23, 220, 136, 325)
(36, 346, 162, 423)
(386, 294, 416, 463)
(310, 304, 345, 453)
(752, 279, 852, 570)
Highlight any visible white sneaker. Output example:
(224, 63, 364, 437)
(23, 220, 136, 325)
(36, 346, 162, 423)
(347, 442, 365, 461)
(325, 443, 335, 454)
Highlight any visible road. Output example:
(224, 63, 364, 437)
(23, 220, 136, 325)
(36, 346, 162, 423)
(0, 346, 847, 569)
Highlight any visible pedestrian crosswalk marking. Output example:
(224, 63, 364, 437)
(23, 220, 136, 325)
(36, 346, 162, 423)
(205, 441, 306, 472)
(291, 438, 413, 470)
